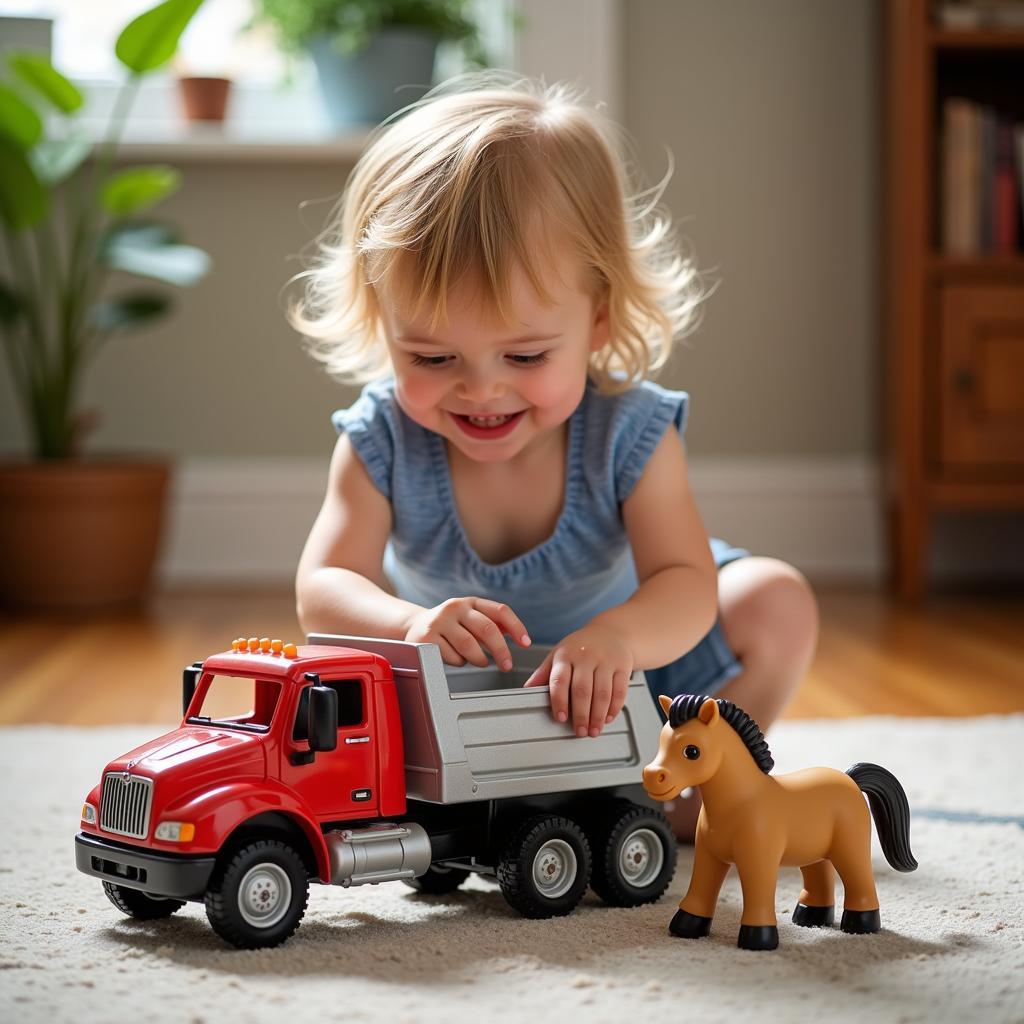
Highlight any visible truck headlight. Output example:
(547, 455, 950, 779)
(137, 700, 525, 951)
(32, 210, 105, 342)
(81, 802, 97, 824)
(154, 821, 195, 842)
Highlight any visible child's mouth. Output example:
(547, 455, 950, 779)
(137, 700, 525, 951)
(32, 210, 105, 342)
(450, 410, 526, 440)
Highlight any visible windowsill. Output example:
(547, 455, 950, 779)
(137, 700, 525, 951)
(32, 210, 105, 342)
(86, 119, 372, 163)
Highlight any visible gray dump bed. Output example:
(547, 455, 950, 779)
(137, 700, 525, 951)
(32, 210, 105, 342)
(307, 634, 663, 805)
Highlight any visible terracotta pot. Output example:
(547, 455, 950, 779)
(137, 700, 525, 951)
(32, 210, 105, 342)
(0, 459, 171, 611)
(178, 76, 232, 122)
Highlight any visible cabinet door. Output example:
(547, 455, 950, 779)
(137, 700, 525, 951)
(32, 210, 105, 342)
(938, 285, 1024, 469)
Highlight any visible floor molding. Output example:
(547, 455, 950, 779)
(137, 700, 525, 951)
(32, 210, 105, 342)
(158, 455, 886, 585)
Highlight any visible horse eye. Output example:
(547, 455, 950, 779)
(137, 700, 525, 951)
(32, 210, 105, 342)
(684, 744, 700, 760)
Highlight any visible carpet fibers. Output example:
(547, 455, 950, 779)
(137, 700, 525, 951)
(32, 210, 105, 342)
(1, 716, 1022, 1024)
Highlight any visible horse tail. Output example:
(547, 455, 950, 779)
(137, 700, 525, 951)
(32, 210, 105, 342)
(846, 762, 918, 872)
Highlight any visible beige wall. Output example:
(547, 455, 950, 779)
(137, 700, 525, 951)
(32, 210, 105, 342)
(0, 0, 880, 460)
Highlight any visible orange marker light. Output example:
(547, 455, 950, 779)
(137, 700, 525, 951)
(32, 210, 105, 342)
(271, 639, 283, 655)
(248, 637, 259, 653)
(259, 637, 271, 653)
(283, 642, 298, 659)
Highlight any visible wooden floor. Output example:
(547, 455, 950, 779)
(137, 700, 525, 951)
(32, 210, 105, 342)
(0, 586, 1021, 725)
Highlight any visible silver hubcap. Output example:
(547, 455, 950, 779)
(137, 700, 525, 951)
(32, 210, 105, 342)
(533, 839, 577, 899)
(238, 863, 291, 928)
(619, 828, 664, 888)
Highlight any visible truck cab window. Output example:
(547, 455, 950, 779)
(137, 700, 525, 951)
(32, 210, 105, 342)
(293, 679, 364, 741)
(189, 675, 280, 732)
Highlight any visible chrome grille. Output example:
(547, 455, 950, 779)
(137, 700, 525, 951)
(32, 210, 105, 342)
(100, 773, 154, 839)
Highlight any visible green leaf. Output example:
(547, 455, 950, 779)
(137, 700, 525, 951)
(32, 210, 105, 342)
(102, 165, 181, 216)
(104, 236, 210, 286)
(115, 0, 205, 74)
(30, 134, 92, 185)
(101, 220, 180, 255)
(0, 280, 23, 324)
(0, 83, 43, 150)
(8, 52, 83, 114)
(89, 292, 171, 333)
(0, 138, 48, 230)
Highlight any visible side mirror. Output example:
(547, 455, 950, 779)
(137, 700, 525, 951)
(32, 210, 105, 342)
(308, 685, 338, 753)
(182, 663, 202, 717)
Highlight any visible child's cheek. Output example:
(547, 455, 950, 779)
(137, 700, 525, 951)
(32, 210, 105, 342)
(393, 374, 444, 429)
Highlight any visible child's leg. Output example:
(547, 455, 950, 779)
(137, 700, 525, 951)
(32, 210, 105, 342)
(665, 557, 819, 842)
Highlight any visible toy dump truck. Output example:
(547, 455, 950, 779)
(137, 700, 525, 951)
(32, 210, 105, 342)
(75, 634, 676, 948)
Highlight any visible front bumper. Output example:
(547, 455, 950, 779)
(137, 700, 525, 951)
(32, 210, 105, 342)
(75, 832, 216, 900)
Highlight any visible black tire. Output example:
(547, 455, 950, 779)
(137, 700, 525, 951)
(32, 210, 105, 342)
(403, 864, 470, 895)
(497, 814, 591, 919)
(102, 882, 185, 920)
(589, 801, 676, 907)
(204, 839, 309, 949)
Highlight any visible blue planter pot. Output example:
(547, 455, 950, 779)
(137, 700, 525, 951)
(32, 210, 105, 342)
(308, 27, 440, 129)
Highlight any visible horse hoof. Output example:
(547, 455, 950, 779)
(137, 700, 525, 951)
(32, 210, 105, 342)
(792, 902, 835, 928)
(668, 909, 712, 939)
(737, 925, 779, 951)
(841, 908, 881, 934)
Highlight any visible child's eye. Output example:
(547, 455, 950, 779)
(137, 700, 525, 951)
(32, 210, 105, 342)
(409, 353, 452, 368)
(506, 352, 550, 366)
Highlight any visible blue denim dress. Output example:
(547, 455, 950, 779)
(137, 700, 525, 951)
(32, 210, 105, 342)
(333, 378, 748, 706)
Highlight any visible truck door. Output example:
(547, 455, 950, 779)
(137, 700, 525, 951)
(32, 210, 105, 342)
(281, 675, 378, 820)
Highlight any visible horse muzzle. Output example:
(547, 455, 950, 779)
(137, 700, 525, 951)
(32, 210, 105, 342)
(642, 763, 677, 801)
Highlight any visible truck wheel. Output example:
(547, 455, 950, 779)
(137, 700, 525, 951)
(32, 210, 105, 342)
(102, 882, 185, 919)
(403, 865, 470, 895)
(497, 815, 591, 919)
(589, 801, 676, 907)
(204, 839, 309, 949)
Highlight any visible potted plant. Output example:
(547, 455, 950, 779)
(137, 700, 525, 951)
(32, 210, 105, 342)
(249, 0, 489, 128)
(0, 0, 210, 611)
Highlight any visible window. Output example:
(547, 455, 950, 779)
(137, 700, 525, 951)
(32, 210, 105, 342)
(189, 674, 281, 732)
(0, 0, 516, 135)
(292, 679, 365, 742)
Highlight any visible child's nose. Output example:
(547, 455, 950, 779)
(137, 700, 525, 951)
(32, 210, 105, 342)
(457, 369, 505, 404)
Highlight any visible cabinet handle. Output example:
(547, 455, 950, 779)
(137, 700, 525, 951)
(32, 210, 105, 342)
(954, 369, 974, 392)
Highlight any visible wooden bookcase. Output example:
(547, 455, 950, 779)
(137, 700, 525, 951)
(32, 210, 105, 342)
(883, 1, 1024, 600)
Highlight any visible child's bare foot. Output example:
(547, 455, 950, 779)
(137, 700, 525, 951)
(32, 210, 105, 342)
(662, 789, 702, 843)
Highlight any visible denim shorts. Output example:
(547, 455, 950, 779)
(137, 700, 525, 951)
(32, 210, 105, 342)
(643, 537, 749, 713)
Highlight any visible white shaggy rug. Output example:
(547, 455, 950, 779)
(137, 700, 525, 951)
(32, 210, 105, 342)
(2, 716, 1023, 1024)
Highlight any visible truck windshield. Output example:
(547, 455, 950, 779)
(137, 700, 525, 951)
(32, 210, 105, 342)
(187, 675, 281, 733)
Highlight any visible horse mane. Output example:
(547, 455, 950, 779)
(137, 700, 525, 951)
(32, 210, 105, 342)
(667, 694, 775, 774)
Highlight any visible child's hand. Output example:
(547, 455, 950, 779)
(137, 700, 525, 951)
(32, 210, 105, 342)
(522, 625, 634, 737)
(404, 597, 531, 671)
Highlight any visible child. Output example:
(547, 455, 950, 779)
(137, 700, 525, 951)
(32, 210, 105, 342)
(293, 73, 818, 840)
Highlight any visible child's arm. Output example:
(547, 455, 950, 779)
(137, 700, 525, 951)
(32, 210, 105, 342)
(297, 436, 530, 669)
(524, 427, 717, 736)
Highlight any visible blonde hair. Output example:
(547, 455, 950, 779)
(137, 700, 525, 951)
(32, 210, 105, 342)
(290, 71, 708, 392)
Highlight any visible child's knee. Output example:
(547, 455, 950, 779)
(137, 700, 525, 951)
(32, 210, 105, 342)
(719, 557, 818, 667)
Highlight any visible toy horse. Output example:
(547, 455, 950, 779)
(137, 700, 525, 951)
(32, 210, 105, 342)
(642, 694, 917, 951)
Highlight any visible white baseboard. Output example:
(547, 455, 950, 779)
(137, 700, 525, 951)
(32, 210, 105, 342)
(158, 456, 887, 586)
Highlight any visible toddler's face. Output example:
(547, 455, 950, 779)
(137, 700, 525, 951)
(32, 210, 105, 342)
(380, 255, 608, 464)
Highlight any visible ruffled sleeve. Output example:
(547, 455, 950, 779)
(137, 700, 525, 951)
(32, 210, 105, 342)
(331, 378, 398, 501)
(610, 381, 689, 503)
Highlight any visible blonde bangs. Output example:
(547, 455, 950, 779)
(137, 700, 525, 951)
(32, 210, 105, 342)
(289, 71, 709, 391)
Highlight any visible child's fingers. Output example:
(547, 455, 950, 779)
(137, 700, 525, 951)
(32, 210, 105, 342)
(588, 664, 615, 736)
(472, 598, 531, 648)
(604, 669, 631, 723)
(463, 608, 515, 671)
(547, 651, 574, 724)
(445, 624, 490, 668)
(436, 636, 467, 667)
(569, 666, 594, 738)
(523, 650, 554, 689)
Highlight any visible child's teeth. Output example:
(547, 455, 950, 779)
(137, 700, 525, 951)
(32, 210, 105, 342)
(468, 415, 511, 426)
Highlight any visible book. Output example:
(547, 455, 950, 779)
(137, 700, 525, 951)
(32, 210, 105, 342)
(994, 116, 1019, 253)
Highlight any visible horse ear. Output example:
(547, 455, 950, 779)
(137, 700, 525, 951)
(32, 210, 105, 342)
(658, 695, 672, 717)
(698, 698, 719, 725)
